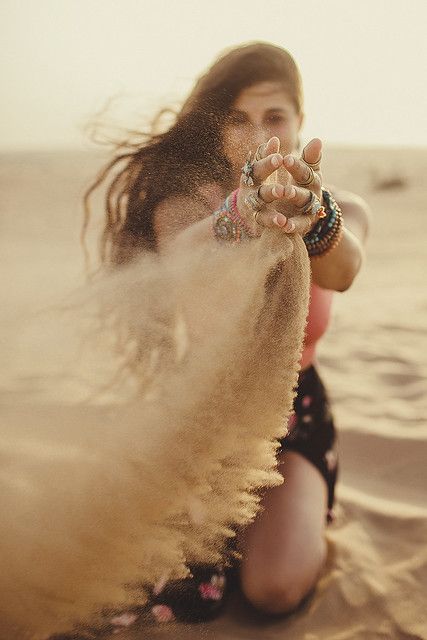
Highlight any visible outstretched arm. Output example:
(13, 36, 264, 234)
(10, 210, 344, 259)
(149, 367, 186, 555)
(310, 190, 371, 292)
(280, 139, 371, 292)
(154, 135, 371, 294)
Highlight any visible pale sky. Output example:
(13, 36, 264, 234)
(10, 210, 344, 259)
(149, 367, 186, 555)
(2, 0, 426, 151)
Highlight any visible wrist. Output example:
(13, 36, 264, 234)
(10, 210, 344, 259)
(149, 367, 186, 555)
(304, 188, 343, 258)
(212, 189, 260, 243)
(231, 189, 262, 238)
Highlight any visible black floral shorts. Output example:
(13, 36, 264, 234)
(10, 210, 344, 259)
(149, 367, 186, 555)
(50, 564, 230, 637)
(278, 363, 338, 523)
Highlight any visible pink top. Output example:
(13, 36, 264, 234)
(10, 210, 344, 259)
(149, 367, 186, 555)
(301, 283, 333, 369)
(201, 184, 334, 370)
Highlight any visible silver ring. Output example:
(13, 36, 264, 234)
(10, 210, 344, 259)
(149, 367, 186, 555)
(298, 191, 315, 214)
(253, 209, 263, 225)
(241, 152, 256, 186)
(297, 164, 316, 188)
(254, 143, 266, 162)
(244, 185, 265, 218)
(302, 150, 322, 172)
(298, 192, 324, 217)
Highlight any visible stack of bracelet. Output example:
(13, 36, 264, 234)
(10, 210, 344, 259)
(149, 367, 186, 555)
(212, 189, 258, 243)
(303, 188, 344, 258)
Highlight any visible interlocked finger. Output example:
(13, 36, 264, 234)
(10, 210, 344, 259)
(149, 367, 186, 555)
(298, 164, 316, 188)
(249, 205, 295, 232)
(302, 148, 322, 172)
(280, 212, 313, 236)
(257, 182, 285, 204)
(283, 184, 315, 209)
(240, 152, 283, 187)
(254, 142, 268, 161)
(244, 186, 264, 214)
(283, 155, 321, 188)
(244, 181, 285, 218)
(300, 138, 323, 172)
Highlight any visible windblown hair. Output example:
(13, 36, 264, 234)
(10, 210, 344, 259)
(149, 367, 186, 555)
(83, 42, 303, 265)
(0, 44, 311, 640)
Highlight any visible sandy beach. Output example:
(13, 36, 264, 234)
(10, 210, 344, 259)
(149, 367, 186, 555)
(1, 146, 426, 639)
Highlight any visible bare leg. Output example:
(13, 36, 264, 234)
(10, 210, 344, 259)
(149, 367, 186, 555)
(238, 449, 328, 615)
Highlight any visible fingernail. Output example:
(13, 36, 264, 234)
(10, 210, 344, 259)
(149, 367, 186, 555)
(272, 185, 283, 198)
(284, 156, 294, 167)
(271, 154, 281, 168)
(285, 220, 295, 232)
(274, 214, 287, 227)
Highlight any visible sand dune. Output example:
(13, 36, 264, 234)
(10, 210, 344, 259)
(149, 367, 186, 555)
(1, 146, 426, 639)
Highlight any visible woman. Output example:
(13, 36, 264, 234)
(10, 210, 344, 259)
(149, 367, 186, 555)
(85, 41, 370, 629)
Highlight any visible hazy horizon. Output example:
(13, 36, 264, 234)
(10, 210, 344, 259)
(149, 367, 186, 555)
(2, 0, 427, 152)
(2, 142, 427, 156)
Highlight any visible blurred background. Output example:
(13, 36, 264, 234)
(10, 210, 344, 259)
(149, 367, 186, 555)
(1, 0, 427, 151)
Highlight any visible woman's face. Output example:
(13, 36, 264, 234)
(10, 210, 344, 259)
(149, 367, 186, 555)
(222, 81, 303, 180)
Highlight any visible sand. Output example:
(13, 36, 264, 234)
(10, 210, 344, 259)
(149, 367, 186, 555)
(1, 146, 426, 639)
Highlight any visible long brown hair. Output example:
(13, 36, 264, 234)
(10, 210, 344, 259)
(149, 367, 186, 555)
(84, 42, 303, 265)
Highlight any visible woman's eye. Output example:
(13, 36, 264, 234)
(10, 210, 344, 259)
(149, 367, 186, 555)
(266, 115, 286, 125)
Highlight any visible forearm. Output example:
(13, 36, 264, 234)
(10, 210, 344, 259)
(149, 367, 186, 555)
(178, 212, 364, 294)
(309, 226, 364, 292)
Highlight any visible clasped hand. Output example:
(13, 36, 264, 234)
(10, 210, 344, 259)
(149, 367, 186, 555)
(236, 136, 324, 237)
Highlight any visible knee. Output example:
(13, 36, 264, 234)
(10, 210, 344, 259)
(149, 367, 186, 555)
(241, 539, 327, 616)
(241, 576, 311, 616)
(241, 549, 327, 617)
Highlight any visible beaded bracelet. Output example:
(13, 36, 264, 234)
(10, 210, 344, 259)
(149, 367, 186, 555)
(212, 188, 259, 243)
(303, 188, 343, 258)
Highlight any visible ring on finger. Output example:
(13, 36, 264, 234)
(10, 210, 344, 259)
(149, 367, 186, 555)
(302, 150, 322, 172)
(244, 185, 265, 222)
(241, 152, 256, 186)
(254, 143, 266, 162)
(253, 208, 263, 225)
(298, 191, 325, 218)
(296, 164, 316, 188)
